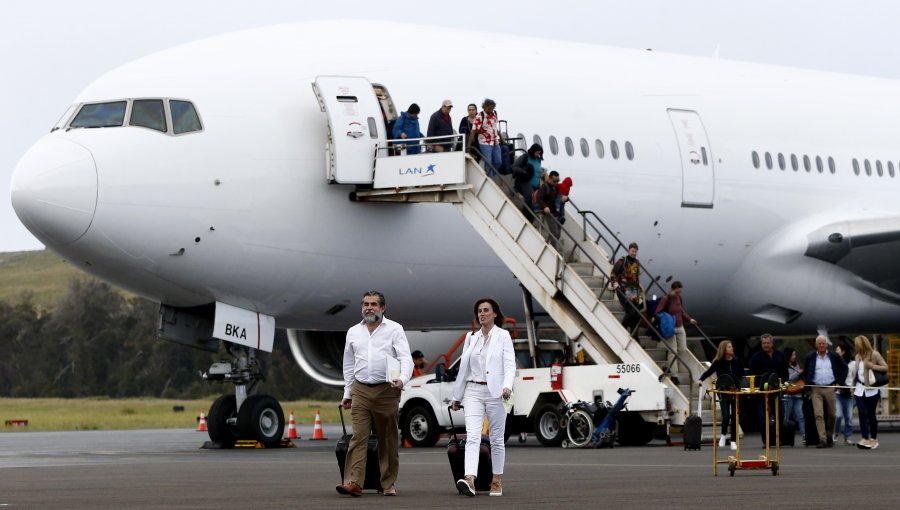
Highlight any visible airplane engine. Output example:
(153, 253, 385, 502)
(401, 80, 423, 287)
(286, 329, 347, 388)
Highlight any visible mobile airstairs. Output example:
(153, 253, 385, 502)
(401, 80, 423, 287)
(352, 143, 720, 441)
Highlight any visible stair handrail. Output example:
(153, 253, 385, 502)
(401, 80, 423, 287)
(462, 149, 696, 405)
(568, 202, 717, 353)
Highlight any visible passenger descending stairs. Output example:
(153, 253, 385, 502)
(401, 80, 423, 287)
(355, 155, 714, 431)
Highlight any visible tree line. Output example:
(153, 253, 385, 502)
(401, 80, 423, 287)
(0, 279, 339, 400)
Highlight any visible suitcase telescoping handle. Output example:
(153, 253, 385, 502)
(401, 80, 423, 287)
(447, 404, 463, 439)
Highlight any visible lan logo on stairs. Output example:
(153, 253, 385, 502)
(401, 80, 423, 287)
(398, 163, 436, 177)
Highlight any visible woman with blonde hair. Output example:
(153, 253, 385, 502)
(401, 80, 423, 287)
(699, 340, 743, 450)
(851, 335, 888, 449)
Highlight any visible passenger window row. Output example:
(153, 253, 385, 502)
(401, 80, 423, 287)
(852, 158, 897, 178)
(66, 98, 202, 135)
(529, 135, 635, 161)
(751, 151, 837, 175)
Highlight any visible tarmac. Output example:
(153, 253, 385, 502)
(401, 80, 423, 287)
(2, 425, 900, 509)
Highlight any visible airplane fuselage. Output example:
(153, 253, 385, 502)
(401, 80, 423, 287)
(12, 21, 900, 337)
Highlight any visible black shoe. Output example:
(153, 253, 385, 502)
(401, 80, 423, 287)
(671, 376, 680, 385)
(815, 442, 827, 449)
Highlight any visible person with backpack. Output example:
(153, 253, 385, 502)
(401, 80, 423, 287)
(655, 281, 698, 382)
(535, 170, 563, 249)
(511, 143, 542, 211)
(392, 103, 424, 154)
(612, 242, 643, 331)
(468, 98, 502, 176)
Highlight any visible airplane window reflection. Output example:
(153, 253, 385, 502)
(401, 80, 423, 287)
(610, 140, 619, 160)
(130, 99, 167, 133)
(626, 141, 634, 161)
(171, 100, 202, 134)
(549, 136, 559, 155)
(828, 157, 836, 174)
(803, 155, 811, 172)
(765, 152, 773, 169)
(852, 159, 860, 175)
(816, 156, 823, 173)
(70, 101, 127, 128)
(595, 140, 605, 159)
(889, 161, 895, 178)
(752, 151, 760, 169)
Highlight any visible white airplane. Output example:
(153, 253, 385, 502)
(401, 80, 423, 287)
(11, 21, 900, 444)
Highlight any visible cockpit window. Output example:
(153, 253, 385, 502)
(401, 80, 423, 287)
(70, 101, 127, 128)
(170, 100, 202, 134)
(129, 99, 167, 133)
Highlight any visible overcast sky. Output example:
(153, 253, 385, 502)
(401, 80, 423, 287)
(2, 0, 898, 252)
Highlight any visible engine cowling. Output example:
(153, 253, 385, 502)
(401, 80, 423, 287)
(286, 329, 346, 388)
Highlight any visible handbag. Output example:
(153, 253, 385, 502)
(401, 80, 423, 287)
(873, 370, 889, 387)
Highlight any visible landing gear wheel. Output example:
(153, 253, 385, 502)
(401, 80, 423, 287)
(237, 394, 285, 447)
(565, 409, 594, 448)
(402, 405, 439, 447)
(207, 394, 240, 448)
(533, 404, 564, 447)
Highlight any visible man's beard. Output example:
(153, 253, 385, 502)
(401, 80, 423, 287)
(364, 312, 382, 324)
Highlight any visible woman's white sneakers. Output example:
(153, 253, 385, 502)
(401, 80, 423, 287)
(719, 434, 728, 448)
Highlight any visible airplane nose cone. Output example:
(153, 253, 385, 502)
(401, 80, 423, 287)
(11, 137, 98, 246)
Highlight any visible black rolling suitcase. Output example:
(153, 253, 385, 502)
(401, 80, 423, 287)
(803, 398, 819, 447)
(683, 394, 703, 451)
(781, 419, 797, 447)
(446, 406, 492, 492)
(335, 405, 382, 492)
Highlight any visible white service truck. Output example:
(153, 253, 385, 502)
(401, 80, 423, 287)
(399, 357, 676, 447)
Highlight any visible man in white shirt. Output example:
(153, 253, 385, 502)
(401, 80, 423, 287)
(336, 291, 412, 497)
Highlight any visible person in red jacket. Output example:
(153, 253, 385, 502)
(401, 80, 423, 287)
(655, 281, 698, 383)
(555, 176, 572, 223)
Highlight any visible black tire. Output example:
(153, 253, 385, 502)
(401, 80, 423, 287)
(401, 404, 439, 447)
(237, 394, 285, 448)
(533, 404, 564, 447)
(207, 394, 240, 448)
(615, 412, 653, 446)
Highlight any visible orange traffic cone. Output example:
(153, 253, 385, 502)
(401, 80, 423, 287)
(197, 411, 207, 432)
(287, 410, 298, 439)
(309, 409, 326, 440)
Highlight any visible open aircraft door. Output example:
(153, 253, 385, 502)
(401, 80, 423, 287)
(668, 109, 714, 208)
(313, 76, 386, 184)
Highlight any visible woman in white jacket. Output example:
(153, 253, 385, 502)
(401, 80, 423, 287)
(451, 298, 516, 497)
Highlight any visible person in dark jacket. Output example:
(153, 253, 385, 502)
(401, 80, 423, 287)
(458, 103, 477, 153)
(536, 170, 562, 249)
(392, 103, 423, 154)
(511, 143, 542, 211)
(699, 340, 743, 450)
(801, 335, 848, 448)
(426, 100, 454, 152)
(748, 333, 788, 431)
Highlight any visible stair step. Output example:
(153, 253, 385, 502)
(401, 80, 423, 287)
(568, 262, 595, 276)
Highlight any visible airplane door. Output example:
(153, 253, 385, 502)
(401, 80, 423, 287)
(667, 109, 714, 208)
(312, 76, 386, 184)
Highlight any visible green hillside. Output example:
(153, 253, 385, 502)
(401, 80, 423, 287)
(0, 250, 102, 309)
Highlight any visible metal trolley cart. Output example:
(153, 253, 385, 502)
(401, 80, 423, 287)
(708, 373, 782, 477)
